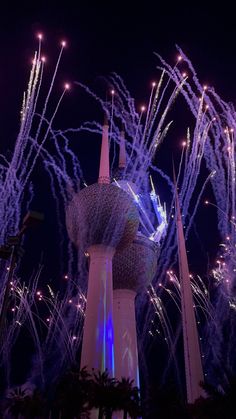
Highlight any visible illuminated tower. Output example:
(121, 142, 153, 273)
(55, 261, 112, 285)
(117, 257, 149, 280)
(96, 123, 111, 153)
(175, 186, 205, 403)
(112, 129, 158, 385)
(66, 117, 139, 376)
(113, 233, 158, 386)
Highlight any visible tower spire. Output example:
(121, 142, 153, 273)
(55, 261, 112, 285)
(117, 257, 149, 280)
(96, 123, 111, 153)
(173, 164, 205, 404)
(119, 125, 126, 169)
(98, 114, 110, 184)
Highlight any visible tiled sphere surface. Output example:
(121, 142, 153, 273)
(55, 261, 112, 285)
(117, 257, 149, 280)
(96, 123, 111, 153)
(66, 183, 139, 250)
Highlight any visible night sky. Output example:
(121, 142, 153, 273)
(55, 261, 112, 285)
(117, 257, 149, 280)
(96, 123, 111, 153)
(1, 1, 236, 147)
(0, 0, 236, 393)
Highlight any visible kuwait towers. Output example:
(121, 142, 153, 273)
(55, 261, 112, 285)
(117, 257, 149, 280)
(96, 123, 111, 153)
(66, 117, 139, 375)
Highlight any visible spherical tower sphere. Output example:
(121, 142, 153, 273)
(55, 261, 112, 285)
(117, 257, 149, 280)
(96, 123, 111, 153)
(66, 183, 139, 251)
(113, 233, 159, 292)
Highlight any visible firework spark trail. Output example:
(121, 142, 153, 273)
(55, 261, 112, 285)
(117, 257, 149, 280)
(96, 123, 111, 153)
(165, 53, 236, 271)
(22, 87, 69, 193)
(75, 72, 180, 193)
(158, 49, 236, 384)
(185, 170, 216, 239)
(148, 285, 175, 351)
(142, 82, 157, 142)
(24, 279, 86, 387)
(145, 58, 186, 151)
(5, 47, 69, 233)
(126, 108, 145, 173)
(144, 71, 166, 142)
(108, 73, 138, 126)
(32, 43, 65, 144)
(151, 129, 208, 288)
(129, 78, 186, 187)
(43, 298, 76, 360)
(0, 39, 91, 389)
(149, 272, 213, 387)
(75, 82, 110, 117)
(147, 78, 186, 156)
(0, 266, 44, 386)
(137, 86, 223, 369)
(146, 284, 183, 390)
(157, 49, 236, 239)
(7, 51, 42, 180)
(180, 97, 206, 196)
(159, 283, 181, 314)
(0, 42, 64, 242)
(44, 294, 85, 366)
(20, 56, 44, 156)
(28, 125, 84, 274)
(104, 70, 212, 282)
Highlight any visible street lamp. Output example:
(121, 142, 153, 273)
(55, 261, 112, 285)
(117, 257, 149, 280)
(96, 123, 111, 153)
(0, 211, 44, 345)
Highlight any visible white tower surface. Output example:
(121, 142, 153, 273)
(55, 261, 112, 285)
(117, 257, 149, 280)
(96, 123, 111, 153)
(175, 185, 205, 403)
(113, 233, 158, 387)
(112, 130, 158, 387)
(66, 117, 139, 376)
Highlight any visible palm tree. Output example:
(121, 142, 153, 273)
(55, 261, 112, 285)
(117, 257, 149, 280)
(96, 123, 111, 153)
(5, 386, 29, 419)
(116, 377, 141, 419)
(188, 374, 236, 419)
(53, 365, 91, 418)
(144, 381, 189, 418)
(89, 369, 118, 419)
(21, 389, 45, 418)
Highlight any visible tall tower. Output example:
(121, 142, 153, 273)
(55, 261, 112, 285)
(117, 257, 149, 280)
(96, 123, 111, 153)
(113, 233, 158, 386)
(66, 117, 139, 376)
(175, 186, 205, 403)
(112, 129, 159, 385)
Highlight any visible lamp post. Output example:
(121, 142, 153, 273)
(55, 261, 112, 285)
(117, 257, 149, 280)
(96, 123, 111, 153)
(0, 211, 44, 346)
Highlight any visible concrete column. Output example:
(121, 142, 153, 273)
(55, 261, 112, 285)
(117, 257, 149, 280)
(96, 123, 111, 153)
(113, 289, 140, 387)
(176, 191, 205, 403)
(98, 122, 110, 184)
(80, 244, 115, 376)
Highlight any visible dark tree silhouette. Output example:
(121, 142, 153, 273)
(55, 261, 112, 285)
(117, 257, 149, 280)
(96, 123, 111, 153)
(52, 365, 91, 418)
(188, 374, 236, 419)
(89, 369, 118, 419)
(116, 377, 142, 419)
(144, 380, 189, 418)
(5, 386, 28, 419)
(5, 386, 45, 419)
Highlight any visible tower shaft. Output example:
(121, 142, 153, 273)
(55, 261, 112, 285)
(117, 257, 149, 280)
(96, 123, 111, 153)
(98, 122, 110, 184)
(113, 289, 140, 386)
(176, 194, 204, 403)
(119, 129, 126, 169)
(80, 245, 115, 375)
